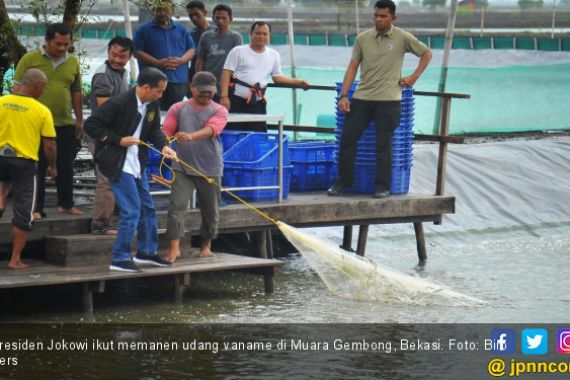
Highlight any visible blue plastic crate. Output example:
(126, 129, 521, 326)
(289, 141, 335, 162)
(147, 144, 164, 164)
(390, 165, 412, 195)
(345, 162, 376, 194)
(220, 130, 252, 152)
(291, 160, 335, 191)
(223, 166, 292, 201)
(223, 133, 290, 168)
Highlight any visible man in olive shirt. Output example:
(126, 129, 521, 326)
(14, 22, 83, 217)
(328, 0, 432, 198)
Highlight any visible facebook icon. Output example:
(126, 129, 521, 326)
(487, 329, 516, 354)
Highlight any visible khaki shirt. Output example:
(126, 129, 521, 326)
(352, 26, 427, 101)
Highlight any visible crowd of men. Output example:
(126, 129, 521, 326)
(0, 0, 431, 272)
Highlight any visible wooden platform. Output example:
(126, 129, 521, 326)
(0, 192, 454, 243)
(0, 253, 283, 312)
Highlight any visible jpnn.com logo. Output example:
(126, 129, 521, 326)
(488, 329, 516, 355)
(521, 328, 548, 355)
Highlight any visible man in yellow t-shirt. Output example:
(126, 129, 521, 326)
(0, 69, 57, 269)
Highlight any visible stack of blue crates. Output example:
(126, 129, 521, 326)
(223, 133, 292, 201)
(289, 141, 336, 191)
(334, 82, 414, 195)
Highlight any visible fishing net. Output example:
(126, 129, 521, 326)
(277, 221, 483, 304)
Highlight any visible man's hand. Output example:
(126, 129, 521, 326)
(162, 146, 177, 161)
(399, 75, 418, 88)
(220, 96, 231, 110)
(166, 57, 184, 68)
(174, 132, 193, 142)
(338, 97, 351, 113)
(298, 79, 310, 90)
(159, 58, 175, 70)
(47, 165, 57, 181)
(119, 136, 139, 147)
(75, 120, 83, 139)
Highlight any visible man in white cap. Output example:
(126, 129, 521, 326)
(162, 71, 229, 262)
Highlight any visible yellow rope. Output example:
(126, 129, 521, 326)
(139, 139, 280, 226)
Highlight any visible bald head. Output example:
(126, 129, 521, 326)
(21, 69, 48, 87)
(17, 69, 48, 99)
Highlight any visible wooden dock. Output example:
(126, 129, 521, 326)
(0, 253, 282, 312)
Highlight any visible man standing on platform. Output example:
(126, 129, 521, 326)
(84, 68, 177, 273)
(195, 3, 242, 101)
(14, 22, 83, 218)
(328, 0, 432, 199)
(162, 72, 228, 262)
(0, 69, 57, 269)
(220, 21, 308, 132)
(134, 0, 196, 111)
(88, 36, 134, 235)
(185, 0, 216, 84)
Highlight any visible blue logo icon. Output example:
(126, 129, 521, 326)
(522, 329, 548, 355)
(490, 329, 516, 354)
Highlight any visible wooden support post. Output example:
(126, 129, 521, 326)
(413, 222, 428, 268)
(267, 230, 274, 259)
(341, 225, 353, 251)
(263, 268, 274, 294)
(356, 224, 369, 256)
(257, 231, 268, 258)
(174, 274, 191, 304)
(81, 282, 93, 313)
(435, 97, 452, 225)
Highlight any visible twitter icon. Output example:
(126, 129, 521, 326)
(522, 328, 548, 355)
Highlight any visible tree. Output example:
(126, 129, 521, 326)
(518, 0, 544, 9)
(423, 0, 447, 8)
(0, 0, 87, 93)
(0, 0, 26, 94)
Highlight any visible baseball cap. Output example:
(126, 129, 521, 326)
(192, 71, 217, 93)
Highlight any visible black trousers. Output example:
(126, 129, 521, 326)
(36, 126, 77, 213)
(160, 82, 188, 111)
(226, 93, 267, 132)
(337, 99, 401, 191)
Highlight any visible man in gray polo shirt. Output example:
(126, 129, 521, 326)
(328, 0, 432, 198)
(89, 36, 134, 235)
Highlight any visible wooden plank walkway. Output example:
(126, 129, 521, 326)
(0, 253, 283, 312)
(0, 192, 454, 244)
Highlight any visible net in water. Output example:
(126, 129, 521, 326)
(277, 222, 483, 304)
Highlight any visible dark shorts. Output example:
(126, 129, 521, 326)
(0, 157, 37, 231)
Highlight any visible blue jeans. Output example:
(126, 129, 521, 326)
(110, 171, 158, 261)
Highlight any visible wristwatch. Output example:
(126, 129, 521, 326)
(339, 93, 348, 99)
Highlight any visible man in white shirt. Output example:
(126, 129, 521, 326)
(220, 21, 309, 131)
(85, 68, 177, 272)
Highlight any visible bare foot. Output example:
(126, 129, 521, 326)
(198, 247, 214, 258)
(8, 261, 29, 269)
(58, 207, 83, 215)
(163, 250, 181, 264)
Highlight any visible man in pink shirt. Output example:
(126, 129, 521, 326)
(162, 71, 228, 261)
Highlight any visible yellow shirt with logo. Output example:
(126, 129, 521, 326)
(352, 26, 428, 101)
(0, 94, 56, 161)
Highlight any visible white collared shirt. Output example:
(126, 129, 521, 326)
(122, 96, 148, 178)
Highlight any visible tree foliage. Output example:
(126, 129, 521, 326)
(423, 0, 447, 8)
(518, 0, 544, 9)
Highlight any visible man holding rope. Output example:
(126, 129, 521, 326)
(85, 68, 177, 272)
(162, 71, 228, 262)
